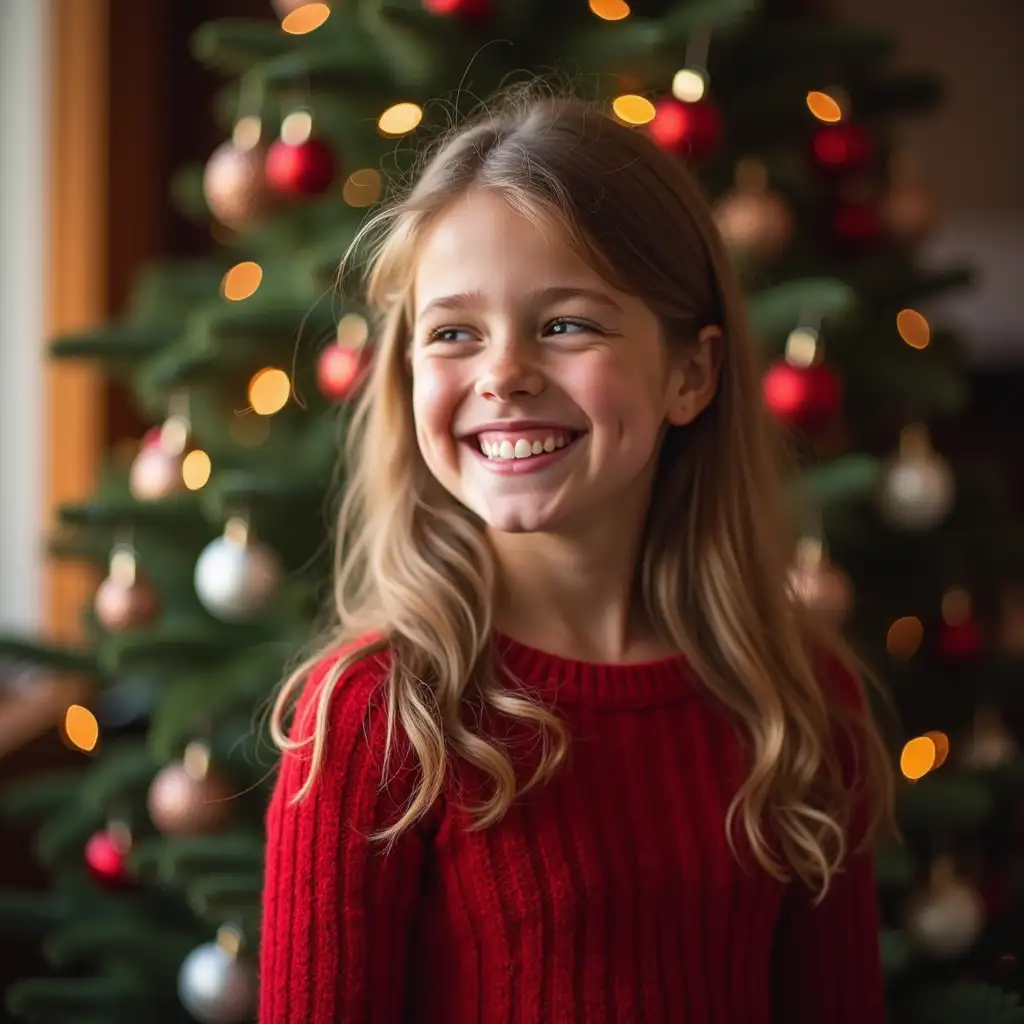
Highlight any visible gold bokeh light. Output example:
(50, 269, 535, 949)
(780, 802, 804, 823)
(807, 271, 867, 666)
(281, 3, 331, 34)
(221, 262, 263, 301)
(589, 0, 631, 20)
(886, 615, 924, 659)
(378, 103, 423, 137)
(248, 368, 291, 416)
(611, 94, 656, 126)
(343, 168, 383, 208)
(900, 735, 936, 781)
(806, 91, 843, 123)
(63, 704, 99, 753)
(897, 308, 931, 350)
(182, 450, 212, 491)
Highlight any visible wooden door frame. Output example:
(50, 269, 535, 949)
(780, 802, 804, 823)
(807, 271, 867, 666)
(45, 0, 109, 642)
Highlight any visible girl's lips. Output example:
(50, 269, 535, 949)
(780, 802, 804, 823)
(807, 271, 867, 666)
(464, 433, 585, 475)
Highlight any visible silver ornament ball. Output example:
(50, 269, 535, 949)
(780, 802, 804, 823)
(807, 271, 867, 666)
(880, 451, 954, 531)
(905, 871, 984, 959)
(178, 941, 257, 1023)
(194, 534, 282, 621)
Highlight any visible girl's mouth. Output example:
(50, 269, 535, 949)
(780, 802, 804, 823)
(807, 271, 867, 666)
(465, 429, 587, 474)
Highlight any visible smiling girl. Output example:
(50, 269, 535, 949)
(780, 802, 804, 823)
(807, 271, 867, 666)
(260, 92, 894, 1023)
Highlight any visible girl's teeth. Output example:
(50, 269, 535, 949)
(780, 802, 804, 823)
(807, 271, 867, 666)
(480, 435, 572, 459)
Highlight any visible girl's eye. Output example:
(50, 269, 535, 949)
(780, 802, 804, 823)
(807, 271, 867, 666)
(545, 317, 599, 337)
(428, 327, 474, 343)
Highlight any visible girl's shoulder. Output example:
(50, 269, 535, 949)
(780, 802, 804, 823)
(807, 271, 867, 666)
(288, 633, 394, 745)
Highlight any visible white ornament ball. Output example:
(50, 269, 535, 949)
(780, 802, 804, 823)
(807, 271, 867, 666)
(178, 940, 257, 1023)
(194, 534, 282, 621)
(130, 443, 184, 502)
(906, 870, 984, 959)
(961, 708, 1018, 770)
(880, 450, 954, 531)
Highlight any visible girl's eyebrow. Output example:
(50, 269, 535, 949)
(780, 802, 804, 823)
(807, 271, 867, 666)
(416, 286, 624, 321)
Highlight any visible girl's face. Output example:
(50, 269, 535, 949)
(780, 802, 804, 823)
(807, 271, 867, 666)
(410, 188, 702, 536)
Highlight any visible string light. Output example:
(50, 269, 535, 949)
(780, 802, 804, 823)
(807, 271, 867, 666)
(806, 91, 843, 123)
(611, 94, 656, 126)
(672, 69, 706, 104)
(281, 111, 313, 146)
(377, 103, 423, 137)
(342, 169, 383, 208)
(63, 704, 99, 753)
(886, 615, 924, 659)
(337, 312, 369, 346)
(924, 730, 950, 769)
(900, 735, 936, 781)
(182, 450, 212, 491)
(942, 587, 971, 625)
(589, 0, 630, 20)
(897, 308, 931, 350)
(281, 3, 331, 34)
(221, 262, 262, 301)
(248, 368, 291, 415)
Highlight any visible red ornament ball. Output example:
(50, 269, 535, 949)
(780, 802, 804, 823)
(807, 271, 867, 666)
(811, 122, 873, 175)
(763, 361, 843, 432)
(939, 618, 983, 660)
(318, 344, 371, 401)
(831, 199, 883, 251)
(265, 138, 336, 197)
(423, 0, 489, 19)
(649, 98, 723, 161)
(84, 827, 133, 890)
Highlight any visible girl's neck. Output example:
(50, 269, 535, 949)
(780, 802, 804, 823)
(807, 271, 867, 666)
(487, 520, 672, 665)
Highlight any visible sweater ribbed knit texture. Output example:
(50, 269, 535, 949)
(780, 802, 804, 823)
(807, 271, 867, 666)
(260, 637, 884, 1023)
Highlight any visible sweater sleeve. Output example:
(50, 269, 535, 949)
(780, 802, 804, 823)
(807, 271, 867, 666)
(259, 651, 430, 1024)
(770, 654, 886, 1024)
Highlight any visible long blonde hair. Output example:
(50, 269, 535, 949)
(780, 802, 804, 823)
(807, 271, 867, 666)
(270, 87, 894, 900)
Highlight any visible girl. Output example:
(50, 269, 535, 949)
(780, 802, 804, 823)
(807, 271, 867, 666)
(261, 90, 894, 1023)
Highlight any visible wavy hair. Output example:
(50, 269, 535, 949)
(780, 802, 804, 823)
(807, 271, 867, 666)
(269, 86, 894, 901)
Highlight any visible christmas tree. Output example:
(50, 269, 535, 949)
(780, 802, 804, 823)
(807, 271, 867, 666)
(3, 0, 1024, 1021)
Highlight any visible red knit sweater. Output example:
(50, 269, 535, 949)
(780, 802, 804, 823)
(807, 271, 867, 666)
(260, 636, 885, 1023)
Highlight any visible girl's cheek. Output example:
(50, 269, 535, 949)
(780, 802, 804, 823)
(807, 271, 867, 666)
(412, 362, 459, 427)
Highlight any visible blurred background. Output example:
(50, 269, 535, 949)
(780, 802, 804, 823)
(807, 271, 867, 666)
(0, 0, 1021, 1021)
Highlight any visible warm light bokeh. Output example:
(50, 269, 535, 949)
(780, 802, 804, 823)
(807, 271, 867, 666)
(901, 735, 937, 780)
(182, 450, 212, 491)
(611, 94, 656, 125)
(281, 3, 331, 35)
(343, 168, 383, 208)
(378, 102, 423, 137)
(248, 368, 291, 416)
(221, 262, 263, 301)
(806, 91, 843, 123)
(63, 704, 99, 753)
(886, 615, 924, 659)
(672, 69, 706, 104)
(589, 0, 631, 20)
(897, 308, 931, 350)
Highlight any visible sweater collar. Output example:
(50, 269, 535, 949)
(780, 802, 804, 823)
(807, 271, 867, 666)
(494, 632, 698, 709)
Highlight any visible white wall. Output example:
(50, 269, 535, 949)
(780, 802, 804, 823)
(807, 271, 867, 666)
(835, 0, 1024, 364)
(0, 0, 49, 632)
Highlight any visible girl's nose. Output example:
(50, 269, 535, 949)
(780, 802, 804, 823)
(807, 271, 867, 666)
(473, 343, 544, 402)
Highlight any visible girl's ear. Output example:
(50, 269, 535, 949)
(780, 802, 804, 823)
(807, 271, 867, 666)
(666, 325, 723, 427)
